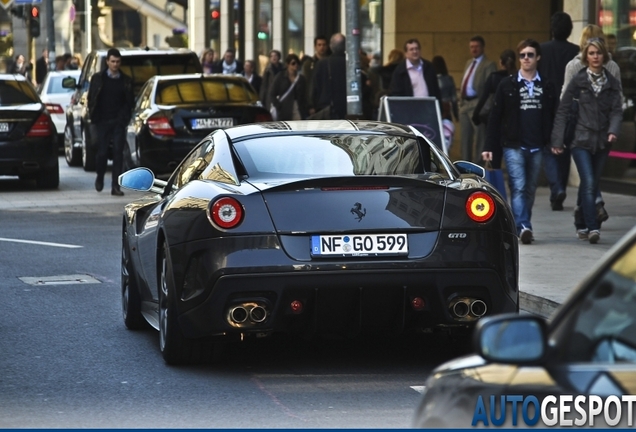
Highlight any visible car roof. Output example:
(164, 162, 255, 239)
(154, 73, 249, 82)
(92, 47, 197, 57)
(45, 70, 81, 77)
(224, 120, 417, 140)
(0, 73, 29, 81)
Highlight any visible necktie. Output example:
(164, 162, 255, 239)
(461, 60, 477, 98)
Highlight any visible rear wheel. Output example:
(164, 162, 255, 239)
(122, 228, 147, 330)
(159, 243, 216, 365)
(82, 128, 96, 172)
(64, 125, 81, 166)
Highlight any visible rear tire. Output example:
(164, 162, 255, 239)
(35, 159, 59, 189)
(82, 128, 96, 172)
(122, 228, 147, 330)
(159, 243, 216, 365)
(64, 125, 82, 166)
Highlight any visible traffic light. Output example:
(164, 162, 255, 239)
(210, 8, 220, 39)
(29, 6, 41, 38)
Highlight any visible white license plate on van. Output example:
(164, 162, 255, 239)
(0, 123, 9, 132)
(311, 233, 408, 257)
(191, 118, 233, 129)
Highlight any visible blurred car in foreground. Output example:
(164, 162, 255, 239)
(413, 225, 636, 428)
(38, 70, 81, 145)
(0, 73, 58, 188)
(62, 47, 202, 170)
(125, 73, 271, 176)
(118, 120, 518, 365)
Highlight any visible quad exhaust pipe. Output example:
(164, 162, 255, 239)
(449, 298, 487, 320)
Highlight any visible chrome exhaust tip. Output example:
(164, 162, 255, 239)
(470, 300, 487, 317)
(452, 300, 469, 318)
(229, 306, 248, 323)
(249, 305, 267, 323)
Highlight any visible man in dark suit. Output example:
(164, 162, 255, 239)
(538, 12, 580, 210)
(243, 60, 262, 95)
(212, 48, 244, 74)
(312, 33, 347, 119)
(35, 49, 48, 86)
(388, 38, 441, 101)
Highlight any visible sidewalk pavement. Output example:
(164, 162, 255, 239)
(518, 186, 636, 318)
(1, 170, 635, 320)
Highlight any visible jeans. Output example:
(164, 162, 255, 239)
(543, 146, 570, 202)
(503, 147, 543, 235)
(92, 119, 126, 189)
(570, 147, 609, 231)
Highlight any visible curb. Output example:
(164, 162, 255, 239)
(519, 291, 560, 319)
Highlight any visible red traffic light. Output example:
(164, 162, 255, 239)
(31, 6, 39, 18)
(211, 9, 220, 19)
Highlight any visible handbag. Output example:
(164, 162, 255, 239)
(270, 74, 300, 121)
(563, 87, 582, 146)
(484, 161, 507, 201)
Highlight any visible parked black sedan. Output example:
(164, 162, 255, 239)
(118, 120, 518, 365)
(0, 74, 58, 188)
(125, 73, 272, 176)
(413, 225, 636, 428)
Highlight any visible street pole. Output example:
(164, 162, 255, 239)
(46, 0, 55, 71)
(85, 0, 92, 54)
(345, 0, 362, 118)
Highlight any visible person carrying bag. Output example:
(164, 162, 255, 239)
(268, 54, 308, 121)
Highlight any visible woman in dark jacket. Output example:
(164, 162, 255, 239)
(268, 54, 309, 121)
(471, 50, 516, 169)
(550, 39, 622, 244)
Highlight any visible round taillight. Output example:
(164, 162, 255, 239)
(465, 191, 495, 223)
(210, 197, 243, 229)
(290, 300, 303, 314)
(411, 297, 426, 311)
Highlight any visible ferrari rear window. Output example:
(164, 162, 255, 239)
(233, 134, 440, 178)
(0, 80, 39, 105)
(155, 79, 259, 105)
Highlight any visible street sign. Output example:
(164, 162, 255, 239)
(0, 0, 14, 11)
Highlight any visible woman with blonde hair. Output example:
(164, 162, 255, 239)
(561, 24, 621, 226)
(200, 48, 215, 74)
(551, 38, 622, 244)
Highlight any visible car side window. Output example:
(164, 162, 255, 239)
(172, 139, 215, 189)
(136, 81, 152, 111)
(553, 240, 636, 363)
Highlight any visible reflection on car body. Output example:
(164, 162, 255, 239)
(413, 225, 636, 428)
(118, 120, 518, 365)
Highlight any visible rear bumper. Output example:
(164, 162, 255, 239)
(164, 231, 519, 339)
(0, 136, 57, 175)
(138, 133, 202, 174)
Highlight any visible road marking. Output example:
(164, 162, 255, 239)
(0, 237, 83, 249)
(19, 274, 101, 285)
(411, 386, 426, 394)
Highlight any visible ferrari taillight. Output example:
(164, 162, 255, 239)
(465, 191, 495, 223)
(26, 113, 54, 137)
(147, 116, 176, 136)
(255, 112, 272, 122)
(209, 197, 244, 229)
(44, 103, 64, 114)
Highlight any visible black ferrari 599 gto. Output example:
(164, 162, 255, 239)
(119, 120, 519, 365)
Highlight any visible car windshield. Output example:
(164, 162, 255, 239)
(554, 239, 636, 363)
(0, 80, 39, 105)
(110, 54, 202, 94)
(46, 75, 77, 94)
(233, 134, 437, 178)
(155, 79, 259, 105)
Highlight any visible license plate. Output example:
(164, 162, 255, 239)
(190, 118, 233, 129)
(311, 234, 408, 257)
(0, 122, 9, 132)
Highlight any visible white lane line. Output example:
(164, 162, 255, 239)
(0, 237, 83, 249)
(411, 386, 426, 394)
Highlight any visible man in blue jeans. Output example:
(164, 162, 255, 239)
(483, 39, 558, 244)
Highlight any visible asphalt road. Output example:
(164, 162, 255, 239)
(0, 158, 462, 428)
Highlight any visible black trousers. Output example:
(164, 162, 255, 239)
(92, 119, 125, 188)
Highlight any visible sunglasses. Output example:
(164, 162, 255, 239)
(519, 52, 536, 59)
(289, 61, 298, 66)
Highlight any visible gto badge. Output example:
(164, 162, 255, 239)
(448, 233, 467, 239)
(351, 202, 366, 222)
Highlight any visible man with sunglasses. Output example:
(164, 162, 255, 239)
(483, 39, 558, 244)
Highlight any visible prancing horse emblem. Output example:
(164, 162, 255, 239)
(351, 202, 366, 222)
